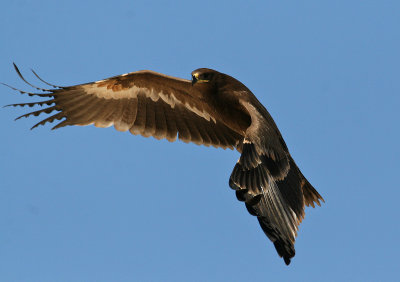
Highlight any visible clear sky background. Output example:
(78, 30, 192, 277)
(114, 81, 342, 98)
(0, 1, 399, 281)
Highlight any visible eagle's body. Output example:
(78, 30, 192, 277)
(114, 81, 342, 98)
(6, 65, 324, 265)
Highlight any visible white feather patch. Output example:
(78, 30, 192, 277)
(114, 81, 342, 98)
(81, 84, 216, 123)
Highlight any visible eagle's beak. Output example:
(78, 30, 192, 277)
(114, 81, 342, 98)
(191, 74, 198, 86)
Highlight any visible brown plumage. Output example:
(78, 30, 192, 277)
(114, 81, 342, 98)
(5, 64, 324, 265)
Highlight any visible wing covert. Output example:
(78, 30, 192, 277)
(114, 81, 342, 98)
(6, 67, 242, 149)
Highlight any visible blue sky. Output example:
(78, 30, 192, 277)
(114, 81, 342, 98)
(1, 1, 399, 281)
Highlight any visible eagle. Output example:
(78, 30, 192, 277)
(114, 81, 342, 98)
(5, 64, 324, 265)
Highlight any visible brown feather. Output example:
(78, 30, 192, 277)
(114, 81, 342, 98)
(143, 97, 156, 137)
(163, 104, 178, 142)
(130, 94, 147, 135)
(153, 101, 168, 140)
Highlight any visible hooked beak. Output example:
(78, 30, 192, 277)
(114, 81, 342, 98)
(191, 74, 198, 86)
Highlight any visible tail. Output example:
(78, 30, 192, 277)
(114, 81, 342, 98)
(298, 168, 324, 208)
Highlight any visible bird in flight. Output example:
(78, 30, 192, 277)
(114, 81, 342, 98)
(5, 64, 324, 265)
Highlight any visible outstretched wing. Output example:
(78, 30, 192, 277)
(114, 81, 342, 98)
(229, 100, 324, 265)
(6, 65, 242, 149)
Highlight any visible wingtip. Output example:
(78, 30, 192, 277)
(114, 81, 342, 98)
(13, 62, 21, 74)
(1, 82, 12, 89)
(30, 123, 42, 130)
(14, 114, 25, 121)
(284, 257, 291, 265)
(30, 67, 63, 88)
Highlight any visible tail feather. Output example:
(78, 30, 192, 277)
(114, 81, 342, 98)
(302, 178, 324, 208)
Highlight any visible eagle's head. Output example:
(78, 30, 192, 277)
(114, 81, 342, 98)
(191, 68, 218, 86)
